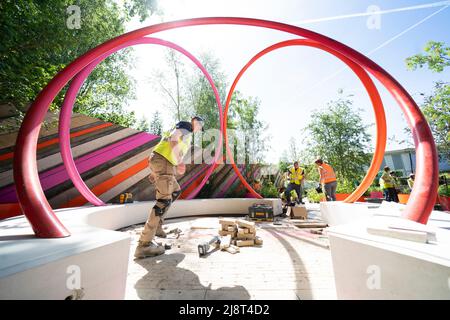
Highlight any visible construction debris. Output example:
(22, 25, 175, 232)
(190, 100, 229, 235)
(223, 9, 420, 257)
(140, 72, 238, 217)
(167, 228, 182, 235)
(219, 235, 232, 250)
(236, 239, 254, 247)
(292, 220, 328, 229)
(225, 245, 240, 254)
(255, 236, 263, 245)
(218, 218, 262, 253)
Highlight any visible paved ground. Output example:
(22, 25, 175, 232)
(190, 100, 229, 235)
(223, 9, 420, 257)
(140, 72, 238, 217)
(120, 207, 336, 300)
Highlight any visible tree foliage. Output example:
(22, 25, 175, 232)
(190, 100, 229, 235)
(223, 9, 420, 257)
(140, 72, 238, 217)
(152, 50, 270, 164)
(149, 111, 163, 136)
(406, 41, 450, 73)
(304, 93, 372, 183)
(419, 82, 450, 160)
(0, 0, 157, 133)
(405, 41, 450, 160)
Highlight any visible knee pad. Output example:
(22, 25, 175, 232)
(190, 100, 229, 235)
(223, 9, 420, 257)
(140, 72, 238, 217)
(153, 199, 172, 216)
(172, 190, 182, 202)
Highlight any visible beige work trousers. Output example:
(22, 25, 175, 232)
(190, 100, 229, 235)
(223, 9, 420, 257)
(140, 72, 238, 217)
(138, 152, 181, 244)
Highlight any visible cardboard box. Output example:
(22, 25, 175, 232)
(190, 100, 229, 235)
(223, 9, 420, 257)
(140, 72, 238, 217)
(290, 205, 308, 220)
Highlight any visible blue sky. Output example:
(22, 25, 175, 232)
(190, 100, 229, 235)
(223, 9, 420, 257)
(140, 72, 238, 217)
(125, 0, 450, 163)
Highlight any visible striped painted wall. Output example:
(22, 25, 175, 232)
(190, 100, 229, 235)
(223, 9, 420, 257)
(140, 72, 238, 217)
(0, 112, 258, 220)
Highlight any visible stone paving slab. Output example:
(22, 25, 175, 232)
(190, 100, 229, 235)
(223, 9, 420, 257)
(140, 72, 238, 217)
(121, 216, 336, 300)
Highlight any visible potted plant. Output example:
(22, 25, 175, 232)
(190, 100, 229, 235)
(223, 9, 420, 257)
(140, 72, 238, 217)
(366, 185, 383, 201)
(397, 186, 411, 204)
(335, 180, 366, 202)
(438, 184, 450, 211)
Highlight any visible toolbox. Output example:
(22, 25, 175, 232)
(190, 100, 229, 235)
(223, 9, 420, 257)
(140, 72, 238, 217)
(248, 203, 274, 221)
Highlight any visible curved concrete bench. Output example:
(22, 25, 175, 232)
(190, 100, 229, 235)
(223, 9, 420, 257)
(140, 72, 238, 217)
(0, 198, 281, 300)
(320, 200, 450, 229)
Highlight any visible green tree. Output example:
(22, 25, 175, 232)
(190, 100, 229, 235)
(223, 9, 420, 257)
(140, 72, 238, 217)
(406, 41, 450, 160)
(136, 116, 150, 132)
(304, 92, 372, 183)
(228, 91, 269, 166)
(186, 52, 228, 130)
(0, 0, 157, 133)
(149, 111, 163, 135)
(151, 49, 187, 122)
(287, 137, 300, 163)
(406, 41, 450, 72)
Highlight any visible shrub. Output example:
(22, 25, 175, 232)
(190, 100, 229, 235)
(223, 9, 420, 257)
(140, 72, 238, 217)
(438, 185, 450, 197)
(306, 188, 324, 203)
(336, 179, 356, 194)
(261, 181, 279, 198)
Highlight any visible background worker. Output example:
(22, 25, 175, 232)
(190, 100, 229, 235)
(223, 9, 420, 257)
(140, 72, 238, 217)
(135, 116, 204, 259)
(390, 171, 400, 203)
(408, 173, 415, 191)
(379, 166, 397, 202)
(285, 161, 305, 204)
(315, 159, 337, 201)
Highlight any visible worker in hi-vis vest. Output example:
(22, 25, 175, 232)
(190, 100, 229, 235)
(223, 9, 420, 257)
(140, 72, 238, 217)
(315, 158, 337, 201)
(379, 166, 397, 202)
(285, 161, 305, 205)
(135, 116, 204, 259)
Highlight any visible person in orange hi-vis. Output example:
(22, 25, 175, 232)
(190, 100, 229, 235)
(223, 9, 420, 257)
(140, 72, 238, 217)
(315, 158, 337, 201)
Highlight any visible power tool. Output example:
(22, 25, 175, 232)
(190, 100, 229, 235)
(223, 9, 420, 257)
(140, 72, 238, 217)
(198, 236, 221, 257)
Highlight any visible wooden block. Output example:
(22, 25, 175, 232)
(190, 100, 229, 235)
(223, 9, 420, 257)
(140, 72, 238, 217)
(236, 232, 256, 240)
(255, 236, 263, 246)
(219, 218, 236, 226)
(236, 239, 255, 247)
(292, 220, 328, 228)
(236, 219, 255, 231)
(219, 230, 234, 236)
(227, 226, 236, 232)
(191, 226, 216, 230)
(219, 235, 232, 249)
(243, 229, 249, 234)
(237, 228, 246, 235)
(225, 245, 240, 254)
(230, 244, 240, 251)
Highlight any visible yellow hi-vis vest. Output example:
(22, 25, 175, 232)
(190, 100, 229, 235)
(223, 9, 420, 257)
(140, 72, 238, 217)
(153, 130, 191, 166)
(289, 167, 304, 185)
(379, 172, 394, 189)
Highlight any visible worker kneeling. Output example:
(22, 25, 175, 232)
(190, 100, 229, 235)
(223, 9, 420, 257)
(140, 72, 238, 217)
(135, 116, 204, 259)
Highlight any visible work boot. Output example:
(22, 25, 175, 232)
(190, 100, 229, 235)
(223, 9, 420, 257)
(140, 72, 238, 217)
(134, 241, 165, 259)
(155, 223, 167, 238)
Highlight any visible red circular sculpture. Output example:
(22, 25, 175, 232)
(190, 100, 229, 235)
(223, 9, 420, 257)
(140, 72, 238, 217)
(59, 37, 223, 205)
(13, 17, 439, 238)
(224, 39, 387, 203)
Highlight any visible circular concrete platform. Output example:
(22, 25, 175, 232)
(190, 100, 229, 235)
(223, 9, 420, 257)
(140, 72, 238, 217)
(121, 217, 337, 300)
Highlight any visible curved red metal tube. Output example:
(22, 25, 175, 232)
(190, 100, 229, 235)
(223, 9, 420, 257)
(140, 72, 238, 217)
(223, 39, 387, 203)
(13, 17, 438, 238)
(59, 37, 223, 205)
